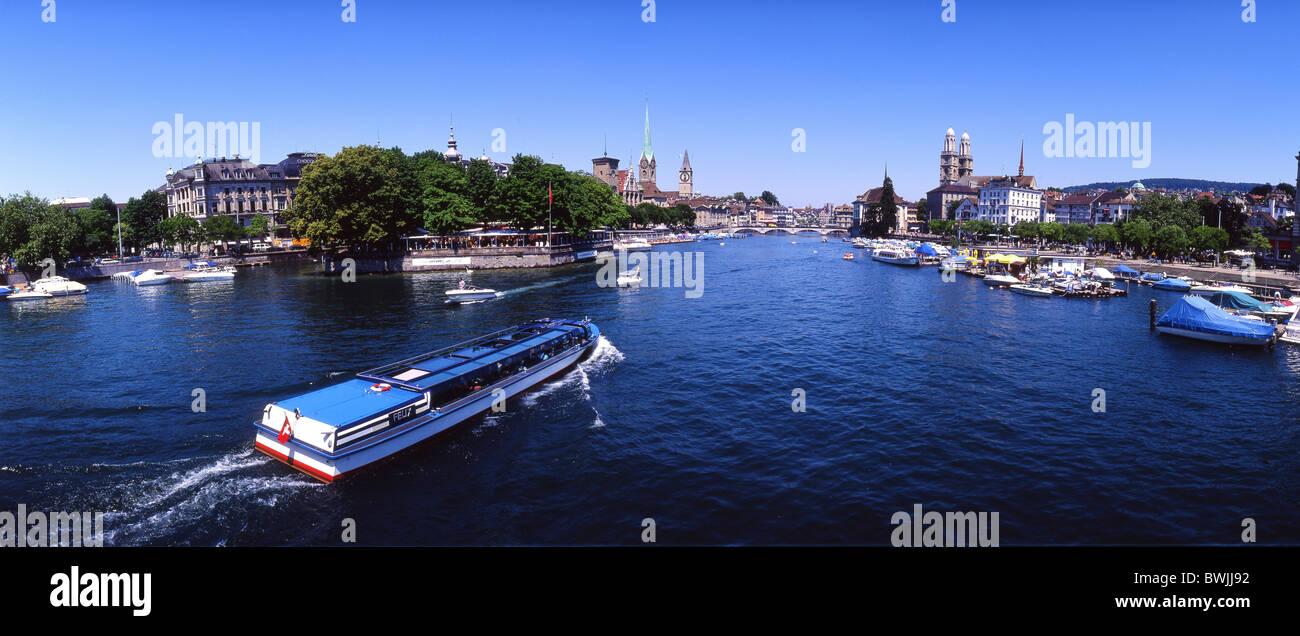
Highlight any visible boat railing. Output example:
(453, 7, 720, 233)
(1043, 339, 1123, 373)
(357, 322, 551, 387)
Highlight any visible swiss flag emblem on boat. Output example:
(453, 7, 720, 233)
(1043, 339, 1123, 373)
(278, 415, 293, 444)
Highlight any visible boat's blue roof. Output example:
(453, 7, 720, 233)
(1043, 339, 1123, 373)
(278, 379, 423, 427)
(274, 319, 592, 427)
(1113, 264, 1140, 274)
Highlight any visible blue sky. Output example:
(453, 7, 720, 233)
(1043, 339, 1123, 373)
(1, 0, 1297, 207)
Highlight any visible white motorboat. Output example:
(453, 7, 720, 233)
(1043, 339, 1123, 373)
(983, 274, 1020, 287)
(445, 286, 500, 303)
(613, 238, 652, 252)
(181, 266, 236, 282)
(31, 276, 87, 296)
(131, 269, 173, 286)
(871, 248, 919, 266)
(7, 289, 54, 301)
(1008, 283, 1053, 297)
(1190, 284, 1253, 295)
(616, 267, 642, 287)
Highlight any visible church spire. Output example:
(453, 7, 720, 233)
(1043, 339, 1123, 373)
(1018, 139, 1024, 177)
(681, 149, 691, 170)
(642, 100, 654, 162)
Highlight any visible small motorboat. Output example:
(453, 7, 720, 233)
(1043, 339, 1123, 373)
(1151, 277, 1191, 292)
(1155, 296, 1277, 346)
(616, 267, 642, 287)
(31, 276, 87, 296)
(843, 253, 854, 261)
(613, 238, 652, 252)
(181, 265, 236, 282)
(982, 274, 1020, 287)
(1008, 284, 1053, 297)
(0, 286, 13, 298)
(445, 286, 499, 303)
(8, 289, 54, 301)
(131, 269, 173, 286)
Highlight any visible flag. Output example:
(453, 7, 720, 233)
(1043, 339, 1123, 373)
(548, 183, 553, 205)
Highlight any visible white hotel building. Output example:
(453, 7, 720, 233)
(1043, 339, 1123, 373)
(977, 177, 1043, 225)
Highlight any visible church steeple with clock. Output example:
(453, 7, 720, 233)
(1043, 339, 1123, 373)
(678, 149, 692, 197)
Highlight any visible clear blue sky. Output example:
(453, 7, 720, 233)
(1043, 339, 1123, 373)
(1, 0, 1297, 207)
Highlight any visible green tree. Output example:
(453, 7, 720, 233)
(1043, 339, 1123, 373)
(1121, 218, 1152, 251)
(1062, 223, 1090, 245)
(1039, 221, 1064, 243)
(1153, 224, 1189, 258)
(159, 214, 203, 253)
(285, 145, 421, 249)
(203, 215, 245, 253)
(71, 206, 115, 256)
(417, 154, 475, 236)
(465, 158, 498, 220)
(1189, 225, 1228, 254)
(120, 189, 168, 252)
(760, 191, 779, 207)
(245, 214, 271, 246)
(1090, 223, 1119, 247)
(731, 192, 747, 201)
(1242, 227, 1270, 252)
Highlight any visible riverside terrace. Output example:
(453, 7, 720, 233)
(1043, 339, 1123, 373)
(322, 228, 615, 274)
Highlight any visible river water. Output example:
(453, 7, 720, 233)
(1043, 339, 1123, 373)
(2, 236, 1297, 545)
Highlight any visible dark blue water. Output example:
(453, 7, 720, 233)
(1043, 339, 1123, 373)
(2, 237, 1298, 545)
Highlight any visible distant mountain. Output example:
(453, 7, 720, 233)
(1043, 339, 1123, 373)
(1062, 178, 1265, 194)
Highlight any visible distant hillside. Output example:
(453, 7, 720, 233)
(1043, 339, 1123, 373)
(1062, 178, 1264, 194)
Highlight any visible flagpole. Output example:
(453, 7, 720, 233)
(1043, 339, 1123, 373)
(547, 181, 553, 248)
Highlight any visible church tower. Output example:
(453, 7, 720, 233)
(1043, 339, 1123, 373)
(957, 131, 973, 180)
(623, 156, 643, 206)
(940, 127, 958, 185)
(678, 149, 693, 198)
(639, 102, 657, 188)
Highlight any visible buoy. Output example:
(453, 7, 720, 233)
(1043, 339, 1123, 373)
(370, 383, 392, 392)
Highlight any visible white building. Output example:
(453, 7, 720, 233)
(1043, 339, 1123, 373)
(977, 178, 1042, 225)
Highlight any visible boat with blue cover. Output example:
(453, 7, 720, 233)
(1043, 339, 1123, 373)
(254, 318, 600, 482)
(1151, 277, 1191, 292)
(1155, 296, 1278, 346)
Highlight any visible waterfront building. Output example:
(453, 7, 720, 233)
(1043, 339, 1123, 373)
(852, 185, 911, 233)
(592, 154, 619, 189)
(926, 182, 980, 221)
(952, 196, 978, 221)
(599, 102, 692, 207)
(1054, 192, 1102, 224)
(833, 204, 853, 228)
(1094, 190, 1138, 224)
(977, 168, 1043, 226)
(620, 157, 643, 206)
(161, 152, 320, 227)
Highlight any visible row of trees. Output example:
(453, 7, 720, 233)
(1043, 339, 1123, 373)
(627, 202, 694, 228)
(0, 191, 273, 269)
(283, 146, 632, 249)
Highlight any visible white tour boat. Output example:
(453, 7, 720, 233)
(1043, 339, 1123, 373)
(871, 248, 920, 266)
(254, 318, 601, 482)
(613, 238, 652, 252)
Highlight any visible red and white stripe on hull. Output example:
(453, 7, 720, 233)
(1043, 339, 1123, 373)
(254, 340, 592, 483)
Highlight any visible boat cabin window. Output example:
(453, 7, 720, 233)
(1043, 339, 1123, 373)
(391, 368, 431, 382)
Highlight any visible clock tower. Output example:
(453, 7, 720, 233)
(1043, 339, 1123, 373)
(679, 149, 693, 198)
(639, 102, 657, 188)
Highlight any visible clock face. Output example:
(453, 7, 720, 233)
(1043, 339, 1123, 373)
(680, 171, 690, 182)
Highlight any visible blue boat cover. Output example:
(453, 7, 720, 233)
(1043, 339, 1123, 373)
(915, 244, 939, 256)
(1200, 290, 1269, 311)
(1141, 272, 1165, 281)
(1152, 278, 1191, 291)
(1156, 296, 1275, 340)
(1113, 264, 1140, 275)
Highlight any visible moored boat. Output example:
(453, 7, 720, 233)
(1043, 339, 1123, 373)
(1151, 277, 1191, 292)
(872, 248, 919, 266)
(613, 238, 652, 252)
(7, 289, 54, 301)
(1008, 283, 1053, 297)
(254, 318, 601, 482)
(31, 276, 87, 296)
(1155, 296, 1277, 346)
(131, 269, 173, 286)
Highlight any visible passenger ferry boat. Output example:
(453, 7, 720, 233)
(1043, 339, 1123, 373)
(254, 318, 600, 482)
(871, 248, 919, 266)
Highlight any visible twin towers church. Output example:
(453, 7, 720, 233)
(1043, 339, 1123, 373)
(591, 104, 694, 206)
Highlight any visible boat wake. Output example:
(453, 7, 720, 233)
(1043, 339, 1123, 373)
(496, 276, 579, 297)
(100, 449, 321, 546)
(520, 335, 622, 407)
